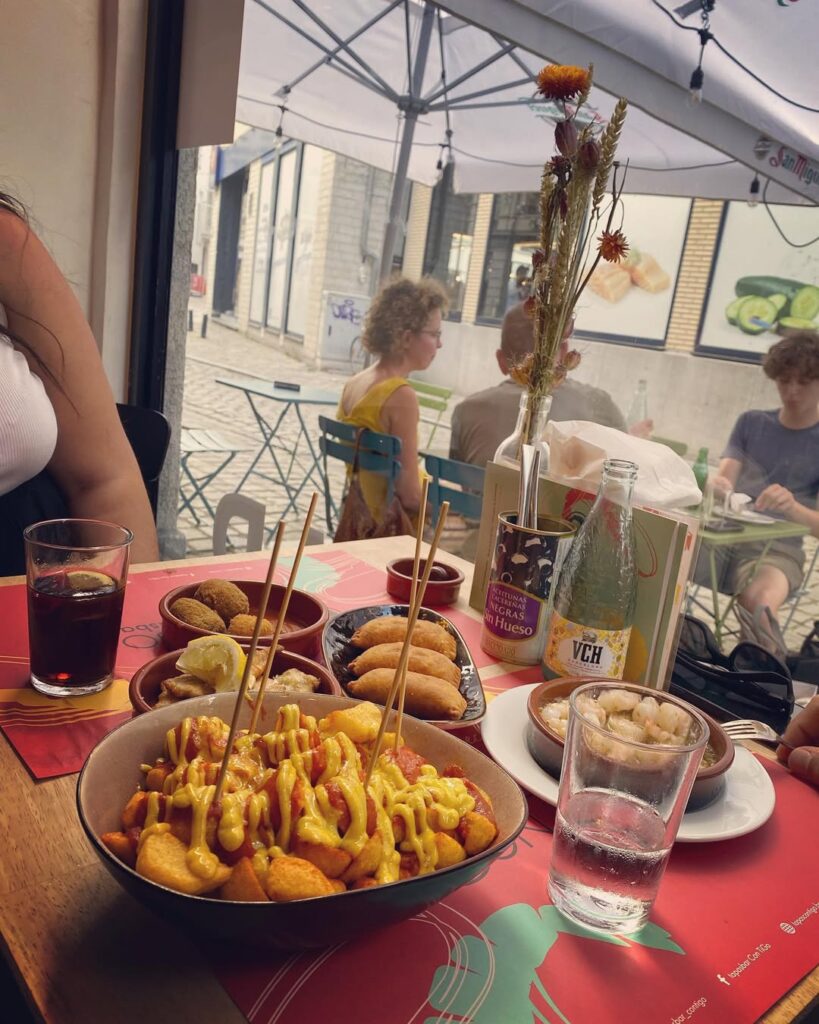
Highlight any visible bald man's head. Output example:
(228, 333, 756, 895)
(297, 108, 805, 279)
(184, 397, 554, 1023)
(500, 303, 535, 366)
(496, 302, 573, 378)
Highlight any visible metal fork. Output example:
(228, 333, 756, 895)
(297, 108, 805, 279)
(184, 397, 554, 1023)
(723, 719, 792, 748)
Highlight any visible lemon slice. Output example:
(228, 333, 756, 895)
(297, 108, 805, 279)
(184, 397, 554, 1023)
(66, 569, 115, 591)
(175, 635, 246, 692)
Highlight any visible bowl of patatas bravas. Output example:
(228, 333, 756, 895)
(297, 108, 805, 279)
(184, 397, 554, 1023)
(77, 691, 527, 949)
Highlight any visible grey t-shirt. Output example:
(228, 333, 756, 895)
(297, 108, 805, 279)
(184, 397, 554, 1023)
(450, 379, 627, 468)
(723, 409, 819, 507)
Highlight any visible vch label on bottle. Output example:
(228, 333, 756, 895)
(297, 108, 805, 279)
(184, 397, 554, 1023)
(544, 612, 632, 679)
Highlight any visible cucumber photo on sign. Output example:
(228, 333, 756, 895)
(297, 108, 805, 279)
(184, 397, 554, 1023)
(726, 276, 819, 338)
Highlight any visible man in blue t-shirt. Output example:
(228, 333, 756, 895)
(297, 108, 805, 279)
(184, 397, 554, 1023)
(707, 332, 819, 649)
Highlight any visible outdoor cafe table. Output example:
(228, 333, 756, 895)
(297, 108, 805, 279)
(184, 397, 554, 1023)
(697, 519, 809, 645)
(216, 374, 338, 524)
(0, 538, 817, 1024)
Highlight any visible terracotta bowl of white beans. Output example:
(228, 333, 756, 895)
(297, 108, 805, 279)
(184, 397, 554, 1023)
(526, 678, 734, 810)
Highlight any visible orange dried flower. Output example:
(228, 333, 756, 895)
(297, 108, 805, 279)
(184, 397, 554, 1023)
(537, 65, 591, 102)
(598, 229, 629, 263)
(509, 353, 534, 388)
(523, 295, 537, 318)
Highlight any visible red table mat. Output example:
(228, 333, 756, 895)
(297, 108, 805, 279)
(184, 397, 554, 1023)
(0, 550, 492, 779)
(209, 759, 818, 1024)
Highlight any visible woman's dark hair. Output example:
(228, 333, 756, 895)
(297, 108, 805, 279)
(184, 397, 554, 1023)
(763, 332, 819, 383)
(0, 190, 65, 391)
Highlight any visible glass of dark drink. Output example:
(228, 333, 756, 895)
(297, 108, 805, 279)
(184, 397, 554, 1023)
(25, 519, 133, 697)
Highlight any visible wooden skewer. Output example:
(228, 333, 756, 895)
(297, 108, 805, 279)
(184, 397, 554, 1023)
(393, 477, 429, 751)
(213, 519, 287, 806)
(248, 492, 319, 735)
(365, 500, 450, 786)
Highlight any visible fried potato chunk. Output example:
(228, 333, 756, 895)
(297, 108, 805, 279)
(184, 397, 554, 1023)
(145, 762, 174, 792)
(349, 643, 461, 687)
(102, 831, 137, 868)
(350, 617, 456, 660)
(291, 838, 352, 879)
(434, 831, 467, 868)
(219, 857, 269, 902)
(341, 831, 382, 883)
(137, 830, 231, 895)
(458, 811, 498, 856)
(121, 791, 150, 830)
(265, 855, 337, 902)
(319, 701, 382, 743)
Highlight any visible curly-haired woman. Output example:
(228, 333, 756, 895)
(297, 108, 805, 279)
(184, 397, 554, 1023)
(338, 276, 447, 520)
(703, 331, 819, 654)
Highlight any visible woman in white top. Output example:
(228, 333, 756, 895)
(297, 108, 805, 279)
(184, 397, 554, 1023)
(0, 192, 158, 574)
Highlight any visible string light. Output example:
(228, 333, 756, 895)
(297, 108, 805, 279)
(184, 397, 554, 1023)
(747, 174, 761, 208)
(688, 1, 714, 105)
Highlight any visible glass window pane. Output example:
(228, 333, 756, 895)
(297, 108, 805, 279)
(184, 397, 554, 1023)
(249, 160, 276, 324)
(265, 150, 297, 330)
(422, 171, 477, 318)
(477, 192, 539, 321)
(286, 146, 323, 337)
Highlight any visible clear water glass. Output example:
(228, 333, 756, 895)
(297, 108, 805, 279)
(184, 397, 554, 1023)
(548, 682, 708, 934)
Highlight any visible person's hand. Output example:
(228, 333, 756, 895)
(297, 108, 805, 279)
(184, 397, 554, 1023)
(755, 483, 797, 518)
(710, 474, 735, 498)
(628, 418, 653, 439)
(777, 695, 819, 786)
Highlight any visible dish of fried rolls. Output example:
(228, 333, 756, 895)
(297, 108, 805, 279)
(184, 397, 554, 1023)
(323, 606, 486, 726)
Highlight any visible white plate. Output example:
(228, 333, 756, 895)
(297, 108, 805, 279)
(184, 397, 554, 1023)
(719, 509, 778, 525)
(481, 684, 776, 844)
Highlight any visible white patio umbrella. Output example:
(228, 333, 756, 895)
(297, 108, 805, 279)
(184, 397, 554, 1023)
(237, 0, 819, 274)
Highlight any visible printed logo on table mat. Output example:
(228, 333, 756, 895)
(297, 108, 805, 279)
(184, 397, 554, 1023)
(423, 903, 684, 1024)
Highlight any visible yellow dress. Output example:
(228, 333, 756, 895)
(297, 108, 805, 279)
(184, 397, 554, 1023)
(337, 377, 413, 520)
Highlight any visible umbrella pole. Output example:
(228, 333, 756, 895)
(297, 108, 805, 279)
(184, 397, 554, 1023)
(378, 2, 436, 283)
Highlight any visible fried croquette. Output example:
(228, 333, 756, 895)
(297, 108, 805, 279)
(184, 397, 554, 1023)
(194, 579, 249, 623)
(169, 597, 226, 632)
(228, 613, 273, 637)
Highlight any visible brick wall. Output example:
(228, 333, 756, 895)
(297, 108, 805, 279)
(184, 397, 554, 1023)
(665, 198, 723, 353)
(403, 183, 432, 280)
(461, 194, 494, 324)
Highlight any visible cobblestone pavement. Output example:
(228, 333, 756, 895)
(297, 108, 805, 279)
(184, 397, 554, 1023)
(178, 310, 818, 657)
(179, 310, 455, 556)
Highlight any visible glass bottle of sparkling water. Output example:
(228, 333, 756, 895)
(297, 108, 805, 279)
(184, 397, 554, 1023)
(543, 459, 637, 680)
(626, 379, 648, 430)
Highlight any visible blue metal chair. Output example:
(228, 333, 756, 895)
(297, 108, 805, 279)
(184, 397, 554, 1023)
(423, 453, 485, 522)
(318, 416, 402, 532)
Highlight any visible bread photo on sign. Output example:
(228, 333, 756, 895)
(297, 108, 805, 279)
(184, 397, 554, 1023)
(589, 262, 631, 303)
(625, 249, 670, 293)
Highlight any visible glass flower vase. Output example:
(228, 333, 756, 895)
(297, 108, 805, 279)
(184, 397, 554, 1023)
(493, 391, 552, 471)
